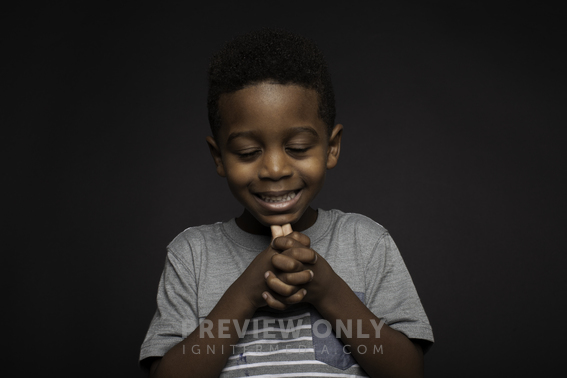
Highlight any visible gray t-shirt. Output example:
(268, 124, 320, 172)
(140, 209, 434, 376)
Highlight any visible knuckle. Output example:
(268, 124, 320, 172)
(284, 237, 296, 249)
(283, 286, 295, 297)
(279, 273, 291, 284)
(272, 237, 282, 249)
(287, 291, 304, 304)
(271, 253, 281, 264)
(290, 232, 310, 247)
(290, 248, 303, 261)
(290, 256, 303, 271)
(273, 279, 295, 296)
(290, 248, 310, 265)
(289, 231, 301, 241)
(273, 236, 285, 250)
(268, 277, 279, 289)
(288, 247, 300, 259)
(283, 295, 297, 304)
(275, 255, 293, 270)
(279, 253, 300, 271)
(266, 294, 282, 308)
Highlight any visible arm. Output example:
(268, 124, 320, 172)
(149, 282, 256, 378)
(265, 231, 424, 378)
(312, 273, 423, 378)
(149, 228, 310, 378)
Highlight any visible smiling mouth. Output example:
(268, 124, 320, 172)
(256, 190, 299, 203)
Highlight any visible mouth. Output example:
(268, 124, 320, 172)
(256, 190, 299, 203)
(253, 189, 302, 211)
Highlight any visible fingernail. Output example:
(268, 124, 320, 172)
(264, 271, 270, 279)
(262, 292, 268, 300)
(302, 289, 307, 296)
(309, 270, 314, 280)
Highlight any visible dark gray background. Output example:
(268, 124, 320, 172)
(5, 1, 566, 377)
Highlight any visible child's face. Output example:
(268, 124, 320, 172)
(207, 82, 342, 233)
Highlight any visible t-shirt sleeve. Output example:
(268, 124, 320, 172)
(139, 248, 199, 364)
(364, 232, 434, 350)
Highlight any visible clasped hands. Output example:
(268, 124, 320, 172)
(262, 223, 319, 310)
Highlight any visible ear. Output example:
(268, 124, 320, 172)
(206, 136, 226, 177)
(326, 124, 343, 169)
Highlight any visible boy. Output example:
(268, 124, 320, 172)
(140, 29, 433, 377)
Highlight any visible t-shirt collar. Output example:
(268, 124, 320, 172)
(220, 208, 331, 251)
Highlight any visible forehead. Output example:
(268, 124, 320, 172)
(217, 82, 324, 141)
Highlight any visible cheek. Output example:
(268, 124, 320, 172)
(297, 157, 327, 184)
(224, 161, 254, 189)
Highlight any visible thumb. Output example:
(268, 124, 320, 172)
(282, 224, 293, 236)
(271, 224, 292, 249)
(271, 225, 284, 241)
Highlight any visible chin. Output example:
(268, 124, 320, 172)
(258, 212, 301, 227)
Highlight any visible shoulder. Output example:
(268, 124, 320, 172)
(325, 209, 389, 241)
(166, 221, 226, 259)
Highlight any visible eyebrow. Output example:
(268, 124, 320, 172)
(288, 126, 319, 138)
(226, 130, 256, 145)
(226, 126, 320, 144)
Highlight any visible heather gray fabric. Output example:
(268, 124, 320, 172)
(140, 209, 434, 376)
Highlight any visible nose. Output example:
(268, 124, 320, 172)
(258, 148, 293, 180)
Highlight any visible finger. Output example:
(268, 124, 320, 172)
(282, 224, 293, 236)
(265, 271, 301, 297)
(271, 225, 284, 239)
(271, 225, 284, 249)
(278, 270, 314, 285)
(272, 235, 306, 251)
(282, 288, 307, 305)
(263, 288, 307, 308)
(286, 231, 311, 248)
(262, 291, 288, 311)
(272, 253, 305, 272)
(281, 247, 318, 264)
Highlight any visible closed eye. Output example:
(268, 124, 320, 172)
(286, 147, 309, 154)
(237, 150, 261, 159)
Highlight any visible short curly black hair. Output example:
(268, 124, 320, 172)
(207, 29, 335, 140)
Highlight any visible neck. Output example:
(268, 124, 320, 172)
(235, 207, 318, 235)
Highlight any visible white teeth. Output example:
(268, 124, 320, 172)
(260, 191, 297, 203)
